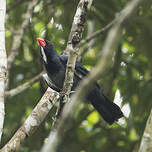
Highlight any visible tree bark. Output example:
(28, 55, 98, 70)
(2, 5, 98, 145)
(1, 88, 59, 152)
(138, 109, 152, 152)
(61, 0, 93, 112)
(0, 0, 7, 143)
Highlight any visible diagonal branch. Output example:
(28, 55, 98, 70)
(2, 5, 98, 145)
(79, 18, 115, 47)
(6, 0, 39, 89)
(5, 71, 44, 98)
(7, 0, 39, 70)
(40, 0, 144, 151)
(78, 19, 116, 57)
(0, 0, 7, 144)
(0, 88, 59, 152)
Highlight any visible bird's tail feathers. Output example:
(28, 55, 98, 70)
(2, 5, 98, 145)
(91, 95, 123, 125)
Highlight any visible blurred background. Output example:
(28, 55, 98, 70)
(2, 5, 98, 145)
(3, 0, 152, 151)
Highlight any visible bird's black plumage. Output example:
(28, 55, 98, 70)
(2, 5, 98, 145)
(37, 38, 123, 124)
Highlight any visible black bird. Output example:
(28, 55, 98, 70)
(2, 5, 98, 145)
(37, 38, 123, 124)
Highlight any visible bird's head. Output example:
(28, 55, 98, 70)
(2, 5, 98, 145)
(37, 38, 56, 63)
(37, 38, 46, 47)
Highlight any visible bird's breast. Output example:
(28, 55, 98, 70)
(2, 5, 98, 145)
(47, 68, 65, 89)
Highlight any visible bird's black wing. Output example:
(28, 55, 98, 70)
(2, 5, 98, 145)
(42, 73, 61, 92)
(75, 60, 89, 79)
(59, 55, 100, 89)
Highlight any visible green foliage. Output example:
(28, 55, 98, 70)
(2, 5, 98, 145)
(4, 0, 152, 151)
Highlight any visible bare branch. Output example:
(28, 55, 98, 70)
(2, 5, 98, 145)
(0, 88, 59, 152)
(49, 0, 93, 134)
(61, 0, 93, 108)
(6, 0, 39, 88)
(0, 0, 7, 143)
(138, 109, 152, 152)
(50, 0, 93, 132)
(7, 0, 38, 69)
(40, 0, 144, 151)
(5, 72, 44, 98)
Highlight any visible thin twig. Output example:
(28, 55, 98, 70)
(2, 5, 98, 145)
(0, 0, 7, 143)
(79, 19, 116, 47)
(5, 72, 44, 98)
(40, 0, 144, 151)
(0, 88, 59, 152)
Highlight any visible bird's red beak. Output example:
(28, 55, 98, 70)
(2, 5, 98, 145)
(37, 38, 46, 47)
